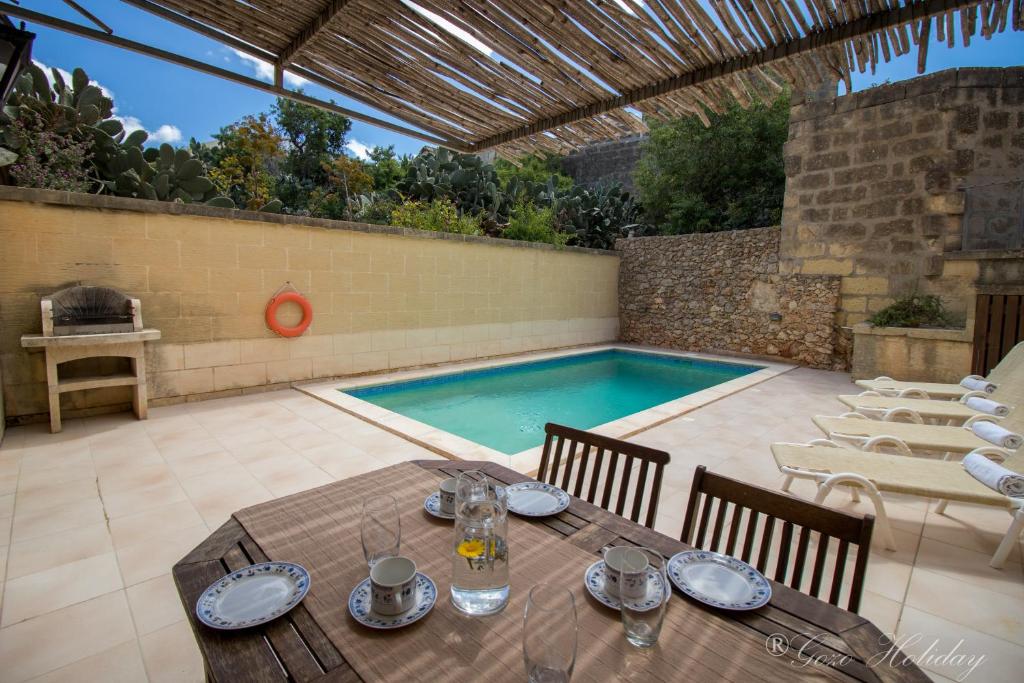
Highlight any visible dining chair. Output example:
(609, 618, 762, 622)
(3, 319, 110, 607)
(681, 466, 874, 613)
(537, 423, 670, 529)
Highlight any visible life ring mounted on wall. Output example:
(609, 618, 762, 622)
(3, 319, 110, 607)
(265, 285, 313, 338)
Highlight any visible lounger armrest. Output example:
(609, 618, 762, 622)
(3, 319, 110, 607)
(881, 407, 925, 424)
(959, 391, 990, 403)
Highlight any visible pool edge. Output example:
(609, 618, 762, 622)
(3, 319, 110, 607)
(293, 344, 797, 474)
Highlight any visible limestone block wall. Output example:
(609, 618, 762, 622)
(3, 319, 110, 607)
(0, 187, 619, 424)
(617, 227, 840, 368)
(782, 67, 1024, 333)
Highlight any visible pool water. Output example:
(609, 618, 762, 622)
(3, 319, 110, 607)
(344, 350, 761, 455)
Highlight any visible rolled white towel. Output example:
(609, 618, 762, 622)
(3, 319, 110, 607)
(963, 452, 1024, 497)
(972, 421, 1023, 449)
(965, 397, 1011, 417)
(961, 376, 997, 393)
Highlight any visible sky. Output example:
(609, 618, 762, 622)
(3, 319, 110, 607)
(14, 0, 1024, 159)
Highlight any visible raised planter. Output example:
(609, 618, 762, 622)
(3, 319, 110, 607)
(850, 323, 972, 383)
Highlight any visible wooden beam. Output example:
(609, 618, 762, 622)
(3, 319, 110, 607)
(470, 0, 987, 150)
(62, 0, 113, 34)
(119, 0, 461, 146)
(276, 0, 353, 67)
(1, 1, 470, 150)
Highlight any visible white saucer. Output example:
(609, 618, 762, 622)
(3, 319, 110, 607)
(196, 562, 310, 630)
(506, 481, 570, 517)
(423, 492, 454, 520)
(667, 550, 771, 611)
(583, 560, 668, 611)
(348, 572, 437, 629)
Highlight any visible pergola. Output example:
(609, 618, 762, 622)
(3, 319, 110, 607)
(2, 0, 1020, 157)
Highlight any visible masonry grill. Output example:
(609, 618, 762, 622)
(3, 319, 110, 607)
(22, 284, 159, 433)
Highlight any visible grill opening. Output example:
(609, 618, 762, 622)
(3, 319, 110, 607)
(43, 285, 137, 335)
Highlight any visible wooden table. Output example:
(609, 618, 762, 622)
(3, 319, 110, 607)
(174, 461, 927, 682)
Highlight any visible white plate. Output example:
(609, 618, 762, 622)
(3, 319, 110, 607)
(423, 492, 454, 520)
(196, 562, 310, 630)
(667, 550, 772, 611)
(348, 572, 437, 629)
(583, 560, 668, 611)
(505, 482, 570, 517)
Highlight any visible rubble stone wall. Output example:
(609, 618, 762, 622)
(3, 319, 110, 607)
(617, 227, 840, 368)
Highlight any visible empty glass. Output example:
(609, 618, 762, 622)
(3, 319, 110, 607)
(619, 547, 669, 648)
(523, 583, 578, 683)
(360, 494, 400, 569)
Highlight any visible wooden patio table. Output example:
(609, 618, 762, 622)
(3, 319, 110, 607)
(173, 460, 927, 682)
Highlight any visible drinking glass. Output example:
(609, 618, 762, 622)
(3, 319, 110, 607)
(523, 583, 578, 683)
(619, 547, 669, 648)
(360, 494, 400, 569)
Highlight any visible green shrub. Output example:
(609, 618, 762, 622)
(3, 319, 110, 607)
(869, 295, 956, 328)
(390, 198, 482, 235)
(502, 201, 568, 246)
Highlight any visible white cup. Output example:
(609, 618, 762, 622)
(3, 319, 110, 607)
(603, 547, 648, 600)
(370, 556, 417, 615)
(439, 478, 457, 515)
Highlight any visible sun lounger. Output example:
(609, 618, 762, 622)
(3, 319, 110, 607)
(853, 341, 1024, 399)
(771, 441, 1024, 568)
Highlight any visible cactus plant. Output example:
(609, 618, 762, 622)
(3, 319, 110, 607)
(0, 65, 237, 208)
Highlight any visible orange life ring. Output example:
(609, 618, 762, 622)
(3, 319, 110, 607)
(265, 291, 313, 337)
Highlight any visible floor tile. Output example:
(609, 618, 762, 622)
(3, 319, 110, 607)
(2, 553, 124, 627)
(14, 478, 100, 514)
(108, 500, 206, 549)
(139, 620, 205, 683)
(6, 523, 113, 580)
(11, 498, 106, 544)
(897, 606, 1022, 682)
(115, 524, 210, 587)
(102, 480, 190, 520)
(905, 566, 1024, 646)
(126, 573, 187, 636)
(27, 639, 148, 683)
(0, 590, 136, 682)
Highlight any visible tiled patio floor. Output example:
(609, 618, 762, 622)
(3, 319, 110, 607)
(0, 365, 1021, 681)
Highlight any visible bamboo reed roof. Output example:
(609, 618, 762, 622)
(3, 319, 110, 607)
(25, 1, 1024, 156)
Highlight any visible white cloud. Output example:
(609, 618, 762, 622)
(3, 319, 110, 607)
(149, 124, 183, 144)
(345, 139, 371, 160)
(31, 60, 183, 146)
(231, 49, 309, 88)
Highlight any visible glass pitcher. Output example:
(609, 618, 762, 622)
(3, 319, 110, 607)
(451, 470, 510, 615)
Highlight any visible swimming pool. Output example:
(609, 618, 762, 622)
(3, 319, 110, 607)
(343, 349, 761, 455)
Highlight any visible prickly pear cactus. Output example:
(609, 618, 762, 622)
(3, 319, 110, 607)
(1, 64, 235, 208)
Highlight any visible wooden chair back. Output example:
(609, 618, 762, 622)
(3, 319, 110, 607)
(681, 466, 874, 613)
(537, 423, 670, 528)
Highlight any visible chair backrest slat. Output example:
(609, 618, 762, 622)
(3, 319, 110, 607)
(724, 504, 743, 556)
(740, 509, 759, 564)
(537, 423, 670, 530)
(681, 466, 874, 613)
(809, 535, 829, 599)
(573, 444, 592, 498)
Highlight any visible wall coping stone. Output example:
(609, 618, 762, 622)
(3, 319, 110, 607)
(615, 225, 780, 248)
(851, 322, 970, 342)
(0, 185, 617, 258)
(791, 67, 1024, 121)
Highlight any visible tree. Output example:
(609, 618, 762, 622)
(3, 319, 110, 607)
(495, 153, 573, 191)
(634, 91, 790, 234)
(366, 145, 408, 191)
(272, 97, 351, 180)
(208, 113, 283, 209)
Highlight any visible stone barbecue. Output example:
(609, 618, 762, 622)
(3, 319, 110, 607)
(20, 285, 160, 432)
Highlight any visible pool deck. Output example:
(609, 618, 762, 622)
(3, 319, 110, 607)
(0, 350, 1021, 681)
(296, 343, 796, 473)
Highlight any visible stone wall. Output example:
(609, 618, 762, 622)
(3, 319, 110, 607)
(781, 67, 1024, 351)
(0, 187, 619, 424)
(560, 134, 645, 193)
(850, 324, 972, 383)
(617, 227, 840, 368)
